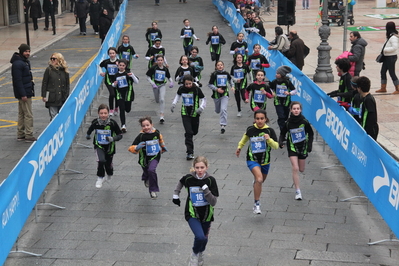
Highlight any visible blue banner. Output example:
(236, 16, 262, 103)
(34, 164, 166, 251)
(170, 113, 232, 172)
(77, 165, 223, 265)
(214, 0, 399, 239)
(0, 1, 127, 264)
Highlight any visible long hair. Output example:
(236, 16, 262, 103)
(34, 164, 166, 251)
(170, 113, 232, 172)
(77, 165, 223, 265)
(49, 52, 69, 73)
(189, 156, 209, 172)
(386, 21, 398, 39)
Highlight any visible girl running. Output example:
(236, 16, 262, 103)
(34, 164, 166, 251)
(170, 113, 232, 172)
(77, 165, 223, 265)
(117, 35, 139, 70)
(246, 44, 270, 79)
(86, 104, 123, 189)
(172, 156, 219, 266)
(230, 32, 248, 62)
(171, 75, 206, 160)
(279, 101, 314, 200)
(189, 46, 204, 86)
(128, 116, 168, 199)
(145, 21, 163, 48)
(145, 38, 168, 69)
(208, 60, 233, 134)
(175, 55, 196, 85)
(245, 69, 273, 112)
(230, 53, 251, 117)
(99, 47, 119, 116)
(205, 25, 226, 62)
(235, 109, 278, 214)
(180, 19, 200, 56)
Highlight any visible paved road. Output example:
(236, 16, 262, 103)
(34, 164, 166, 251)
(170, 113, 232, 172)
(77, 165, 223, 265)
(2, 0, 397, 265)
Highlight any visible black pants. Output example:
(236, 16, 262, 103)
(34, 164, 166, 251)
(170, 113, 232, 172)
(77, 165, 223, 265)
(78, 17, 87, 33)
(275, 104, 290, 131)
(32, 18, 38, 30)
(116, 88, 133, 126)
(381, 55, 398, 83)
(96, 148, 113, 177)
(105, 83, 118, 110)
(44, 11, 56, 29)
(92, 24, 99, 33)
(234, 88, 245, 112)
(182, 115, 200, 154)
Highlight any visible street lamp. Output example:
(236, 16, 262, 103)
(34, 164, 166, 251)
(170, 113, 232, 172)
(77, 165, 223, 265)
(313, 0, 334, 83)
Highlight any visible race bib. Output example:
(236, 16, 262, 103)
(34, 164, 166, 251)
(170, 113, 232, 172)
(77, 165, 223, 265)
(107, 64, 117, 75)
(216, 75, 227, 87)
(96, 129, 111, 145)
(211, 36, 219, 45)
(254, 90, 265, 103)
(122, 51, 130, 61)
(146, 139, 160, 156)
(150, 32, 158, 41)
(155, 70, 165, 82)
(250, 59, 260, 70)
(237, 47, 245, 55)
(276, 84, 288, 97)
(234, 69, 244, 79)
(116, 76, 128, 88)
(189, 186, 209, 207)
(250, 136, 266, 153)
(184, 29, 192, 37)
(290, 127, 306, 144)
(182, 93, 194, 106)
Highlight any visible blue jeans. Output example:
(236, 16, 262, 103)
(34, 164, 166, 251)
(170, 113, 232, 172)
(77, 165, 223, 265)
(188, 218, 211, 254)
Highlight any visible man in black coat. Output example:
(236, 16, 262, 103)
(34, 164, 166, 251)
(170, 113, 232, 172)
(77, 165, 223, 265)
(43, 0, 58, 33)
(285, 30, 305, 70)
(74, 0, 90, 35)
(10, 44, 36, 142)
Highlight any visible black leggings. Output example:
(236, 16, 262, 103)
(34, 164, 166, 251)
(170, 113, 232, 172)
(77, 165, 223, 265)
(105, 83, 118, 110)
(234, 88, 246, 112)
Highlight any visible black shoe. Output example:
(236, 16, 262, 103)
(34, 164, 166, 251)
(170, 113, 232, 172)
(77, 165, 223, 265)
(186, 154, 194, 160)
(221, 127, 225, 134)
(44, 27, 48, 31)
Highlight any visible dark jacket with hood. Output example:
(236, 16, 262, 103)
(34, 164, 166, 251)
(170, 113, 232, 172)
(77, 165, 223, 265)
(41, 64, 70, 108)
(99, 11, 112, 40)
(348, 37, 368, 75)
(42, 0, 58, 13)
(10, 53, 34, 99)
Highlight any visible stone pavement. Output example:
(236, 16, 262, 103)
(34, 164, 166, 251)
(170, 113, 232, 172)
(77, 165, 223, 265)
(1, 0, 399, 265)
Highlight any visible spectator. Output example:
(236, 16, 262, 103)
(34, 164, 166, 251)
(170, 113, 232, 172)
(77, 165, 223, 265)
(74, 0, 89, 35)
(376, 21, 399, 94)
(99, 8, 112, 44)
(42, 0, 58, 33)
(100, 0, 114, 19)
(348, 31, 367, 76)
(70, 0, 75, 12)
(252, 16, 266, 37)
(89, 0, 101, 35)
(268, 26, 290, 53)
(10, 44, 36, 142)
(114, 0, 121, 11)
(285, 30, 305, 70)
(28, 0, 42, 31)
(41, 53, 70, 121)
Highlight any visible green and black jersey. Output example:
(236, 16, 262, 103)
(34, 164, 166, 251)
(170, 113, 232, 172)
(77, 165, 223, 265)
(87, 118, 123, 155)
(176, 85, 205, 117)
(270, 78, 296, 107)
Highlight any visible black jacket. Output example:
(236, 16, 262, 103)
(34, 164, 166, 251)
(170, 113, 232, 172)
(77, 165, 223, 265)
(10, 53, 34, 99)
(74, 0, 89, 18)
(28, 0, 42, 18)
(42, 0, 58, 13)
(89, 1, 101, 25)
(99, 12, 112, 39)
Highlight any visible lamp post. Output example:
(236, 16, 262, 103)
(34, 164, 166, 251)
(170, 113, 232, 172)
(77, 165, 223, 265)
(23, 0, 30, 46)
(313, 0, 334, 83)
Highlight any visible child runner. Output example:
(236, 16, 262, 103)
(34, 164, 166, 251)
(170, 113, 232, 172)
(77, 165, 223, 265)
(231, 53, 251, 117)
(205, 25, 226, 62)
(99, 47, 119, 116)
(269, 65, 297, 131)
(128, 116, 168, 198)
(189, 46, 204, 86)
(327, 58, 354, 105)
(171, 75, 206, 160)
(146, 55, 174, 124)
(112, 58, 139, 133)
(279, 101, 313, 200)
(145, 21, 163, 48)
(208, 60, 233, 134)
(245, 69, 273, 112)
(86, 104, 123, 189)
(145, 38, 168, 69)
(246, 44, 270, 80)
(235, 109, 278, 214)
(180, 19, 200, 56)
(172, 156, 219, 266)
(230, 32, 249, 63)
(175, 55, 196, 86)
(117, 35, 139, 71)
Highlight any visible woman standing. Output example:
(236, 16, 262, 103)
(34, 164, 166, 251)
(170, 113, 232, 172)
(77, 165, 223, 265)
(376, 21, 399, 94)
(99, 9, 112, 44)
(41, 53, 70, 121)
(89, 0, 101, 34)
(28, 0, 42, 31)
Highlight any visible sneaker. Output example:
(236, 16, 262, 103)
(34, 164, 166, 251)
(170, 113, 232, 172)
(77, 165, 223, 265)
(144, 180, 149, 188)
(44, 27, 48, 31)
(160, 117, 165, 124)
(25, 137, 37, 143)
(106, 175, 112, 182)
(109, 109, 114, 116)
(221, 127, 225, 134)
(295, 191, 302, 200)
(186, 154, 194, 160)
(96, 177, 104, 188)
(121, 124, 127, 133)
(95, 32, 99, 35)
(253, 204, 261, 214)
(237, 111, 242, 117)
(189, 252, 199, 266)
(150, 192, 157, 199)
(198, 252, 204, 266)
(114, 107, 119, 116)
(83, 32, 86, 35)
(17, 136, 25, 141)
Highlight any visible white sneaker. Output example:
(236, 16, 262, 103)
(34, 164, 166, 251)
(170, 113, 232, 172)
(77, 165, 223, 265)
(150, 192, 157, 199)
(237, 111, 242, 117)
(160, 117, 165, 124)
(106, 175, 112, 182)
(198, 252, 204, 266)
(114, 107, 119, 116)
(121, 124, 127, 133)
(95, 177, 104, 188)
(295, 191, 302, 200)
(253, 204, 261, 214)
(109, 109, 114, 116)
(189, 252, 199, 266)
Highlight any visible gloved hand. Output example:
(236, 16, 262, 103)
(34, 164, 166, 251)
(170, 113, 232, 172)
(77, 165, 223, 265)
(135, 141, 146, 151)
(169, 82, 174, 88)
(198, 82, 203, 87)
(86, 134, 91, 140)
(327, 90, 338, 97)
(279, 142, 284, 149)
(162, 146, 168, 153)
(202, 184, 208, 191)
(172, 198, 181, 206)
(171, 104, 176, 113)
(106, 136, 114, 142)
(255, 63, 261, 68)
(196, 107, 204, 115)
(152, 84, 158, 89)
(338, 101, 351, 110)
